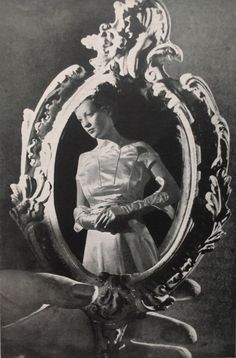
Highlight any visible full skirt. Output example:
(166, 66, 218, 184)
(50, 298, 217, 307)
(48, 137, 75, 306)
(82, 219, 159, 275)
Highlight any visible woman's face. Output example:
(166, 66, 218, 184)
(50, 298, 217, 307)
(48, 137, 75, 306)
(75, 99, 114, 139)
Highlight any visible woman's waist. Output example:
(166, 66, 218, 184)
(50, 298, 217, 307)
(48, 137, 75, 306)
(88, 194, 142, 210)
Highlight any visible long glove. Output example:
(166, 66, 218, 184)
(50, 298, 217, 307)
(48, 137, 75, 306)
(95, 188, 176, 233)
(73, 206, 99, 232)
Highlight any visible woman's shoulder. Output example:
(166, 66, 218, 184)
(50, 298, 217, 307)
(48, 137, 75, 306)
(78, 147, 98, 164)
(132, 141, 161, 169)
(132, 141, 159, 156)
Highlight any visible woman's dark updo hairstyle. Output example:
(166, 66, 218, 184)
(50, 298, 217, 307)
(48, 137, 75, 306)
(85, 82, 121, 125)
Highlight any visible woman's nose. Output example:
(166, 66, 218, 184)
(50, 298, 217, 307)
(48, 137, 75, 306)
(82, 118, 91, 128)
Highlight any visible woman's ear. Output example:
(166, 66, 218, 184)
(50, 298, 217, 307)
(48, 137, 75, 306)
(101, 105, 112, 117)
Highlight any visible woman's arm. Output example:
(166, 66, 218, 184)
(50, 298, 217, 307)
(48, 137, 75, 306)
(144, 151, 181, 208)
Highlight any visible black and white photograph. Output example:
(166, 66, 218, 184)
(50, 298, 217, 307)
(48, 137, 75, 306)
(0, 1, 235, 357)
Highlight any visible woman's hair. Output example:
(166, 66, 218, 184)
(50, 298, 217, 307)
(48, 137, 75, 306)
(81, 82, 120, 124)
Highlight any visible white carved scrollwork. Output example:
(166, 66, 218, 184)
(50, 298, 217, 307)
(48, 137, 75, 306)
(82, 0, 182, 78)
(10, 171, 51, 232)
(24, 65, 87, 173)
(179, 74, 231, 256)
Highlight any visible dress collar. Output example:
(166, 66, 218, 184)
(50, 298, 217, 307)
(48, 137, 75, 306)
(96, 139, 142, 151)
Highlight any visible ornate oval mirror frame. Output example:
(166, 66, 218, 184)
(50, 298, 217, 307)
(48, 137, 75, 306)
(10, 0, 231, 355)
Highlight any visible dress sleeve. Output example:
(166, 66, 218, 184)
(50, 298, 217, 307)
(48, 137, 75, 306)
(137, 142, 178, 189)
(75, 153, 89, 207)
(137, 142, 162, 171)
(75, 153, 84, 180)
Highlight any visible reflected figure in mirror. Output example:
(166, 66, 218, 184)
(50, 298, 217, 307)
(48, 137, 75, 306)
(73, 83, 180, 275)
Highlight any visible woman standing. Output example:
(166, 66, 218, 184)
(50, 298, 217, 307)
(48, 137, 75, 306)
(73, 83, 180, 275)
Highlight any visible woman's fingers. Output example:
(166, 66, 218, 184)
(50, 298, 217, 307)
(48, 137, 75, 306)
(95, 212, 107, 224)
(95, 213, 111, 230)
(95, 210, 106, 222)
(95, 209, 116, 227)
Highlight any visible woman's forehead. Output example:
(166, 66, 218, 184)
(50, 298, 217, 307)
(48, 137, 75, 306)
(75, 99, 96, 115)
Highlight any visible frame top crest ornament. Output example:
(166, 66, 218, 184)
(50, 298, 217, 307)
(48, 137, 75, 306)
(10, 1, 231, 357)
(81, 0, 182, 79)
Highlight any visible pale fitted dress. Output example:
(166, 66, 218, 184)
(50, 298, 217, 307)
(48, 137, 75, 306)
(76, 140, 160, 275)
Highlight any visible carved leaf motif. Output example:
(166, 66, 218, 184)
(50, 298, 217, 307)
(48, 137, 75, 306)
(145, 42, 183, 85)
(205, 175, 222, 219)
(211, 115, 230, 170)
(10, 172, 51, 231)
(21, 109, 35, 166)
(199, 222, 225, 254)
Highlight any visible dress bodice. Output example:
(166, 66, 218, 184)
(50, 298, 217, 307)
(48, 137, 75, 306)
(76, 140, 160, 208)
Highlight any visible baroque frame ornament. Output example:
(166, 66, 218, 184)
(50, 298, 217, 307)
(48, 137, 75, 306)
(10, 0, 231, 357)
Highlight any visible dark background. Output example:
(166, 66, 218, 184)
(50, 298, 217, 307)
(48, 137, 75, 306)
(0, 1, 235, 357)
